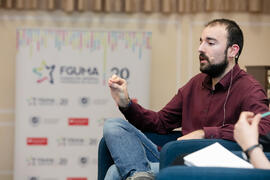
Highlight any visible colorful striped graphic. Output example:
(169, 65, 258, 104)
(16, 29, 152, 60)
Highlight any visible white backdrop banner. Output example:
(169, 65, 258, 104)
(14, 29, 151, 180)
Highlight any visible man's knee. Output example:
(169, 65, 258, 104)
(103, 118, 126, 137)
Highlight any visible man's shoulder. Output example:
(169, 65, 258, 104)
(237, 70, 261, 86)
(235, 69, 264, 89)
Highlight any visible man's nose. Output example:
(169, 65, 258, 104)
(198, 43, 205, 53)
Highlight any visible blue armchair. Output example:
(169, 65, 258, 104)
(97, 131, 182, 180)
(157, 142, 270, 180)
(156, 165, 270, 180)
(157, 151, 270, 180)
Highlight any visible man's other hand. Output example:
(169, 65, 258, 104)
(177, 129, 205, 141)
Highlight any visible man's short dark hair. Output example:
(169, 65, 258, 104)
(206, 19, 244, 64)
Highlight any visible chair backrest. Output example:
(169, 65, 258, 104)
(98, 137, 114, 180)
(144, 131, 182, 147)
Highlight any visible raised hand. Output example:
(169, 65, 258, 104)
(108, 74, 130, 108)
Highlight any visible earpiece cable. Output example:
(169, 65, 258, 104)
(223, 68, 233, 126)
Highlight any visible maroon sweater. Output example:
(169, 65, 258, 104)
(120, 65, 270, 141)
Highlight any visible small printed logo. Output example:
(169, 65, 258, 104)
(57, 137, 83, 146)
(26, 156, 54, 166)
(68, 118, 89, 126)
(29, 116, 40, 127)
(56, 137, 97, 147)
(26, 156, 68, 166)
(27, 97, 68, 107)
(78, 156, 89, 167)
(33, 61, 55, 84)
(79, 97, 90, 107)
(27, 137, 48, 146)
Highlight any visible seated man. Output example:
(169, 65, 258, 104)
(234, 111, 270, 169)
(103, 18, 270, 180)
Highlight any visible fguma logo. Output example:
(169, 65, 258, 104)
(33, 61, 55, 84)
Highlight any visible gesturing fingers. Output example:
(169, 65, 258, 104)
(109, 82, 121, 89)
(109, 74, 126, 85)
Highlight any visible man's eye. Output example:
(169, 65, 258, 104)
(209, 42, 215, 45)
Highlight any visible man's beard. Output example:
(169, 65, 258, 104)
(199, 52, 228, 78)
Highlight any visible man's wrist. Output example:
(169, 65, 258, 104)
(119, 97, 132, 110)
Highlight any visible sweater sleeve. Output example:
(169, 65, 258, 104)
(119, 89, 183, 134)
(242, 84, 270, 136)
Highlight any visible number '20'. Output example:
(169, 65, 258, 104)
(111, 67, 130, 80)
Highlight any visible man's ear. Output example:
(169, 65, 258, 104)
(228, 44, 240, 58)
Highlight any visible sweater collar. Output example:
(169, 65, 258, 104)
(202, 64, 241, 90)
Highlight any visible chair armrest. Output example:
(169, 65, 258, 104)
(159, 139, 241, 169)
(156, 166, 270, 180)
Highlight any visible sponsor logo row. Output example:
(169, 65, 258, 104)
(27, 137, 98, 147)
(29, 117, 106, 127)
(27, 97, 109, 107)
(30, 117, 89, 126)
(26, 155, 97, 167)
